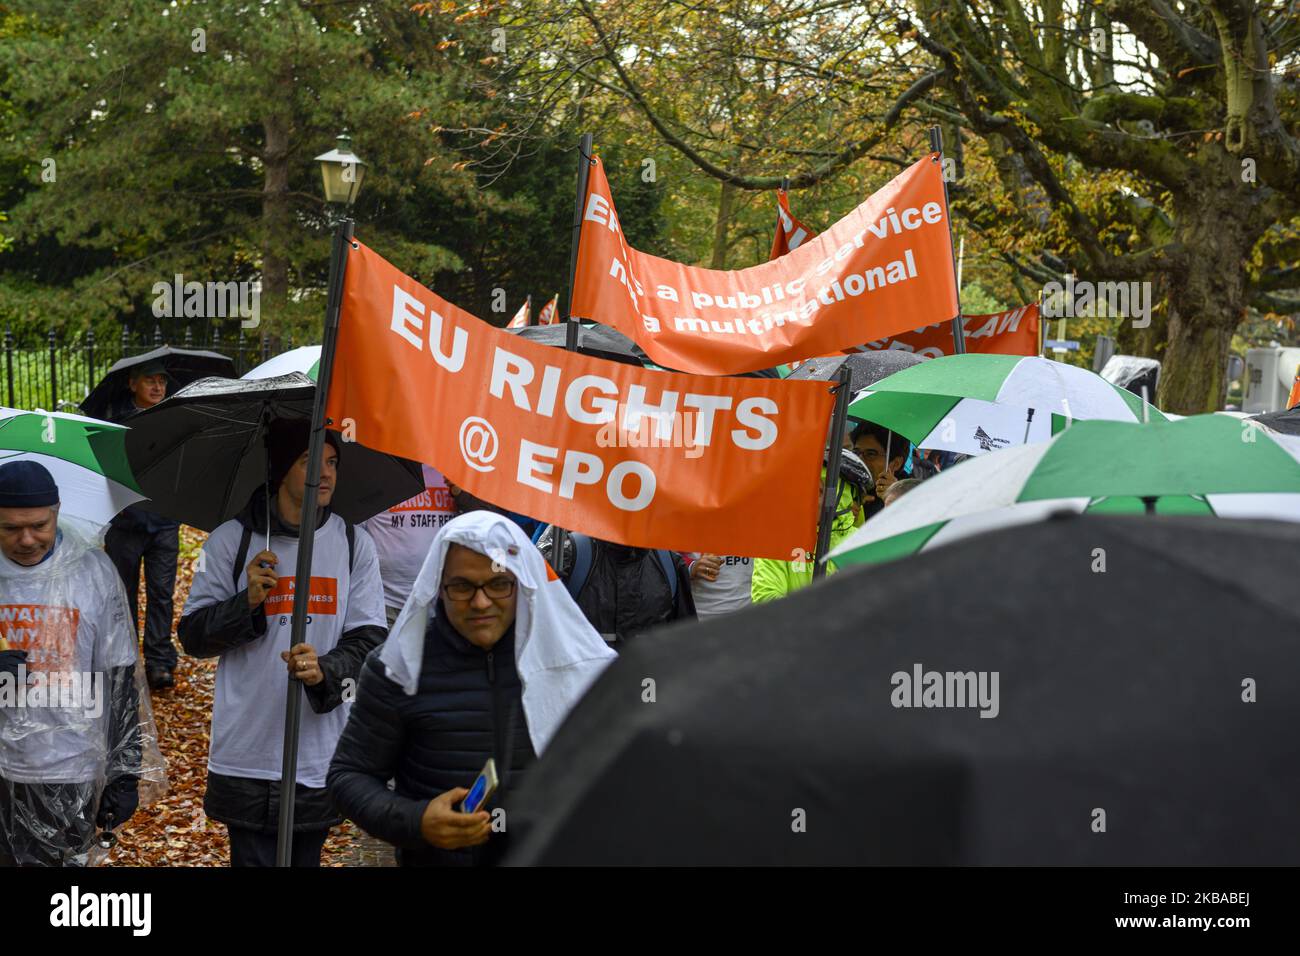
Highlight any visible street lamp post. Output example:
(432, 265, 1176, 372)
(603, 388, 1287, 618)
(274, 134, 366, 868)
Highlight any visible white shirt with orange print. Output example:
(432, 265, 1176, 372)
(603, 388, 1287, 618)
(183, 513, 385, 788)
(361, 464, 454, 612)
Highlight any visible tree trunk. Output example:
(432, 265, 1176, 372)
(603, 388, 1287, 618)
(1156, 170, 1254, 414)
(1115, 275, 1167, 359)
(710, 180, 735, 269)
(261, 106, 292, 332)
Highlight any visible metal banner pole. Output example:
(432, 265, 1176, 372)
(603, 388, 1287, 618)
(551, 133, 594, 573)
(274, 215, 353, 867)
(929, 126, 966, 355)
(813, 365, 852, 580)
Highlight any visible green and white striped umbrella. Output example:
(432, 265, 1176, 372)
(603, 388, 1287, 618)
(243, 345, 321, 381)
(828, 414, 1300, 567)
(0, 407, 144, 526)
(848, 354, 1166, 456)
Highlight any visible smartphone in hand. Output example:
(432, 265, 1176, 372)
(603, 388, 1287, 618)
(460, 758, 498, 814)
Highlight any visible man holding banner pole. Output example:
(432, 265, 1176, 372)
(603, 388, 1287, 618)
(271, 214, 355, 868)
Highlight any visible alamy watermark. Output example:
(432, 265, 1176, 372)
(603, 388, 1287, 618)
(1041, 275, 1151, 329)
(151, 274, 260, 329)
(594, 403, 705, 459)
(890, 662, 1000, 718)
(0, 667, 104, 719)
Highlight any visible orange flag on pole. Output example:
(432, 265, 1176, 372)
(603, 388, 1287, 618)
(537, 294, 559, 325)
(769, 190, 814, 260)
(506, 298, 530, 329)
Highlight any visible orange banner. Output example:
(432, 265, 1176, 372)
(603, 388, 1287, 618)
(862, 303, 1040, 359)
(571, 155, 958, 375)
(768, 194, 1039, 360)
(326, 241, 835, 558)
(769, 190, 814, 259)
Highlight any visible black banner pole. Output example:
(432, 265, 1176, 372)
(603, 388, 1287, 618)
(929, 126, 966, 355)
(551, 133, 594, 571)
(564, 133, 594, 324)
(274, 215, 353, 867)
(1040, 286, 1050, 356)
(813, 365, 852, 580)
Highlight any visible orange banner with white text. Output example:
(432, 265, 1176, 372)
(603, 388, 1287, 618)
(325, 241, 835, 558)
(571, 155, 959, 375)
(768, 194, 1039, 360)
(862, 303, 1040, 359)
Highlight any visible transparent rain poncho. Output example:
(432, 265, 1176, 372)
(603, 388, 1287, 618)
(0, 517, 166, 866)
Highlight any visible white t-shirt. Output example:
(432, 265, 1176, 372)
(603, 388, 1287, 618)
(182, 514, 386, 789)
(0, 531, 138, 784)
(686, 553, 755, 620)
(362, 465, 454, 611)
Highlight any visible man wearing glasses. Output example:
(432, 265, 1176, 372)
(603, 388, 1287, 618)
(328, 511, 614, 866)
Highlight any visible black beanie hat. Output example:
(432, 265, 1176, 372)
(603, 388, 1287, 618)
(0, 460, 60, 509)
(265, 419, 342, 489)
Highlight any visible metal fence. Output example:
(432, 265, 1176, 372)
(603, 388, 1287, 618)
(3, 325, 302, 412)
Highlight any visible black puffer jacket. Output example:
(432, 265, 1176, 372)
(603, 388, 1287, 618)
(177, 493, 385, 833)
(326, 605, 535, 866)
(538, 530, 695, 643)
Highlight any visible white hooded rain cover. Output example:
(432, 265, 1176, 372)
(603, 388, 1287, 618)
(380, 511, 616, 755)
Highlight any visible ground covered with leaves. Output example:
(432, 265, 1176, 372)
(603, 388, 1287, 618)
(106, 526, 364, 867)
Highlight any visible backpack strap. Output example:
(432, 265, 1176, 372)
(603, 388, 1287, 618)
(565, 532, 595, 603)
(346, 520, 356, 572)
(654, 549, 679, 602)
(232, 526, 253, 590)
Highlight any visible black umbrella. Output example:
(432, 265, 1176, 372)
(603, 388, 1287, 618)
(1250, 405, 1300, 436)
(81, 346, 235, 419)
(505, 514, 1300, 865)
(123, 373, 423, 531)
(505, 322, 648, 367)
(786, 350, 923, 394)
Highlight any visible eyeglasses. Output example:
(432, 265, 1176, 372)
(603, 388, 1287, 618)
(441, 577, 516, 602)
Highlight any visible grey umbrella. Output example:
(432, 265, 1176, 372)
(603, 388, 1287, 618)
(505, 322, 648, 367)
(785, 350, 924, 393)
(1250, 405, 1300, 436)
